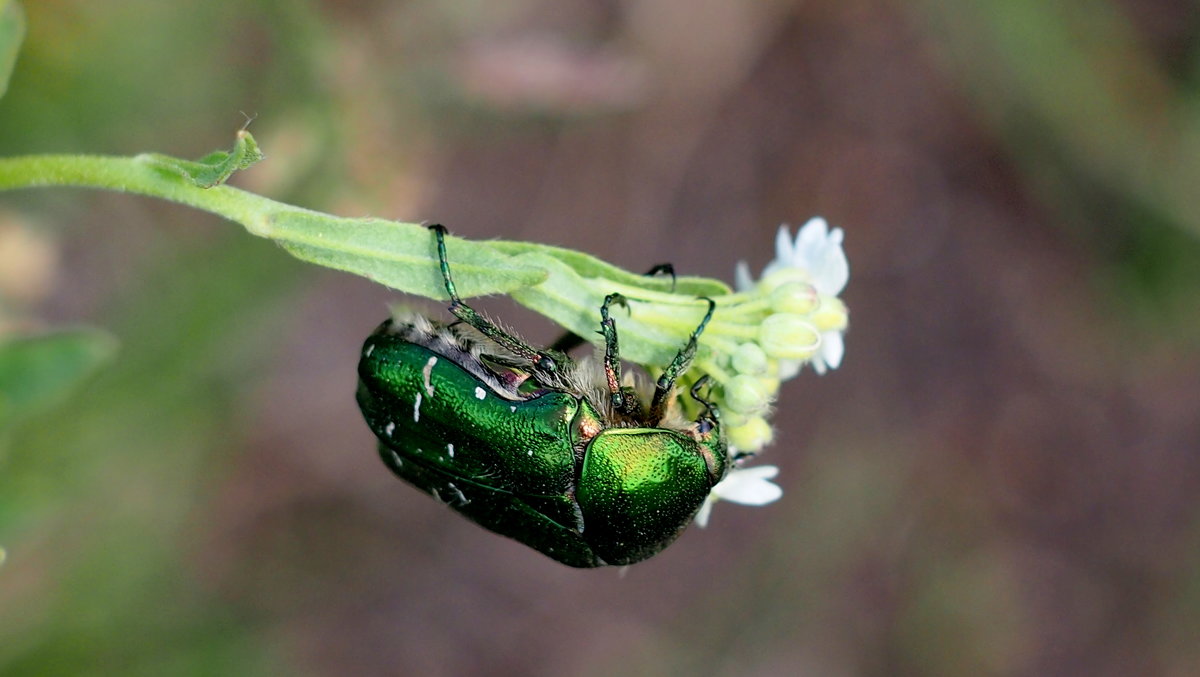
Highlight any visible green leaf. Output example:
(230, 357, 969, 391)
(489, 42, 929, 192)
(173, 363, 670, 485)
(491, 239, 731, 298)
(263, 212, 547, 298)
(0, 0, 24, 100)
(508, 251, 715, 366)
(140, 130, 264, 188)
(0, 328, 117, 431)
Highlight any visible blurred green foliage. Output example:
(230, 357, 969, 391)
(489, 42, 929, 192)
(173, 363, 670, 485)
(0, 2, 316, 674)
(0, 329, 115, 432)
(914, 0, 1200, 335)
(0, 0, 22, 100)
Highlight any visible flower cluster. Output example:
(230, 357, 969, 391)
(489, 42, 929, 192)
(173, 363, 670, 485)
(686, 217, 850, 524)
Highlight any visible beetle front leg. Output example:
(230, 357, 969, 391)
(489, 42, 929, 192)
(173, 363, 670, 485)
(600, 293, 641, 417)
(648, 298, 717, 423)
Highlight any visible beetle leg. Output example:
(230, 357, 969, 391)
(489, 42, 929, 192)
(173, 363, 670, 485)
(648, 297, 717, 423)
(688, 375, 719, 420)
(600, 293, 641, 416)
(644, 263, 676, 292)
(428, 224, 561, 376)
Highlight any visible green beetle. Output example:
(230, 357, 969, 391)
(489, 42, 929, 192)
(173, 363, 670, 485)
(356, 225, 728, 567)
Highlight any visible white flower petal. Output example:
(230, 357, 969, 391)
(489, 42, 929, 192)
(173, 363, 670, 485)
(774, 225, 796, 264)
(735, 260, 755, 292)
(792, 217, 829, 265)
(811, 229, 849, 296)
(819, 329, 844, 370)
(777, 359, 803, 380)
(711, 465, 783, 505)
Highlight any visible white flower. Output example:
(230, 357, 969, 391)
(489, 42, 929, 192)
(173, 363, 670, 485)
(736, 218, 849, 376)
(694, 465, 783, 527)
(764, 217, 849, 296)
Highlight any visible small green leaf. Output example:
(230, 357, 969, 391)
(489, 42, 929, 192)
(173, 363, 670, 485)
(0, 328, 117, 431)
(263, 212, 547, 298)
(139, 130, 264, 188)
(0, 0, 24, 100)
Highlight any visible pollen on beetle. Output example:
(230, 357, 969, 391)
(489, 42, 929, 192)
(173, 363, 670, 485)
(413, 393, 422, 422)
(423, 356, 437, 397)
(385, 421, 395, 436)
(447, 443, 455, 458)
(389, 450, 403, 467)
(474, 386, 486, 400)
(510, 405, 517, 413)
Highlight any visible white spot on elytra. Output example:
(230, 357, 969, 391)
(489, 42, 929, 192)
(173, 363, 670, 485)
(384, 421, 395, 436)
(422, 357, 437, 397)
(474, 386, 486, 400)
(446, 482, 469, 505)
(447, 443, 455, 458)
(527, 449, 533, 456)
(510, 405, 517, 413)
(413, 393, 422, 422)
(364, 344, 374, 357)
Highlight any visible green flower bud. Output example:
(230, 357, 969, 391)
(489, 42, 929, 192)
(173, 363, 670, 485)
(727, 416, 774, 452)
(758, 267, 810, 295)
(813, 296, 848, 332)
(769, 281, 818, 315)
(756, 375, 781, 395)
(724, 374, 770, 414)
(719, 409, 751, 429)
(731, 342, 769, 376)
(758, 313, 820, 360)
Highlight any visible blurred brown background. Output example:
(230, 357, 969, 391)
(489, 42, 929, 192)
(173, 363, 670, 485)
(2, 0, 1200, 675)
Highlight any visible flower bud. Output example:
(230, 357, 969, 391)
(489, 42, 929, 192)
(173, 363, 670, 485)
(719, 409, 751, 429)
(769, 281, 818, 316)
(756, 375, 781, 395)
(724, 374, 770, 414)
(731, 342, 769, 376)
(813, 296, 848, 332)
(727, 416, 774, 452)
(758, 313, 820, 360)
(757, 267, 809, 295)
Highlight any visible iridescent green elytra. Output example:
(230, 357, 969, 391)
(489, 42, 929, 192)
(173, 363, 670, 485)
(356, 225, 728, 567)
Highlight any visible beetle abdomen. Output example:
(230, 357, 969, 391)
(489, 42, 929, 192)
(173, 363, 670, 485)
(358, 329, 580, 497)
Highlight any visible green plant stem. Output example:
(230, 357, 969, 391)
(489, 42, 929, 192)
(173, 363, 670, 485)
(0, 154, 311, 235)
